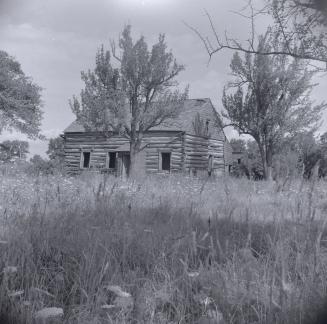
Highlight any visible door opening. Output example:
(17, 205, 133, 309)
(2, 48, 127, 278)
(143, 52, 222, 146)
(161, 152, 171, 171)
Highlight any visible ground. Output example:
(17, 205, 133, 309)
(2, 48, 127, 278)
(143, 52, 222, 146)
(0, 169, 327, 323)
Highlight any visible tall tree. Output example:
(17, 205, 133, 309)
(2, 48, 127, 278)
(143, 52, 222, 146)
(222, 35, 325, 180)
(71, 25, 188, 175)
(0, 51, 43, 138)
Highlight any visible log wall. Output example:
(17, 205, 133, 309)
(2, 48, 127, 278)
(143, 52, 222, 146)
(64, 131, 184, 175)
(143, 132, 183, 173)
(64, 131, 226, 175)
(183, 134, 225, 175)
(64, 133, 130, 174)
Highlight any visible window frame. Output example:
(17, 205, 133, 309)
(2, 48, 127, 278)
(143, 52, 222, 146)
(106, 151, 117, 169)
(158, 151, 171, 172)
(80, 150, 92, 169)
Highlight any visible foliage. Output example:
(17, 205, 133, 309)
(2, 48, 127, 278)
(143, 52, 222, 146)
(28, 154, 55, 176)
(1, 174, 327, 323)
(230, 140, 264, 180)
(222, 34, 325, 179)
(0, 51, 43, 138)
(47, 137, 65, 162)
(71, 25, 188, 175)
(269, 0, 327, 64)
(230, 138, 247, 152)
(0, 140, 29, 162)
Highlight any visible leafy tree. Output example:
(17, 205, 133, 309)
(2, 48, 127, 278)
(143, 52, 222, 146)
(47, 136, 65, 163)
(0, 51, 43, 138)
(71, 25, 188, 176)
(244, 140, 264, 179)
(229, 138, 246, 152)
(222, 35, 325, 180)
(319, 131, 327, 177)
(269, 0, 327, 65)
(0, 140, 29, 162)
(229, 140, 264, 179)
(29, 154, 54, 176)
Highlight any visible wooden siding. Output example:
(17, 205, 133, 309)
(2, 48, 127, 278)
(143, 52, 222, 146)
(209, 138, 226, 174)
(223, 138, 234, 172)
(64, 131, 183, 175)
(64, 131, 225, 175)
(183, 134, 225, 175)
(144, 132, 183, 173)
(64, 133, 129, 174)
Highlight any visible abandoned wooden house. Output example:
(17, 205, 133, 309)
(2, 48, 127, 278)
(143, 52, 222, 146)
(63, 98, 233, 176)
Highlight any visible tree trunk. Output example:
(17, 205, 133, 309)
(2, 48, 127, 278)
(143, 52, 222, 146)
(129, 138, 142, 179)
(266, 147, 273, 181)
(258, 143, 267, 180)
(129, 141, 138, 178)
(258, 142, 273, 181)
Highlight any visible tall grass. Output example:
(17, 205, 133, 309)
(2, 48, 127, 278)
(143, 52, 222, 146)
(0, 173, 327, 323)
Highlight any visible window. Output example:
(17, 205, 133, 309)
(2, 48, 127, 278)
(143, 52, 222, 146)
(82, 152, 91, 168)
(205, 119, 210, 136)
(237, 158, 241, 165)
(161, 152, 171, 171)
(108, 152, 116, 169)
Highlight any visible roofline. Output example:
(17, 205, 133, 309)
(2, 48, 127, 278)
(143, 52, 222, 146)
(204, 98, 229, 141)
(64, 129, 185, 135)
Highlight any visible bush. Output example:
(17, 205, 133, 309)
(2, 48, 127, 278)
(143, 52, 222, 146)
(27, 155, 64, 176)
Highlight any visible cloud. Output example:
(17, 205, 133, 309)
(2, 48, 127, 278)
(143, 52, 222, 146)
(0, 0, 326, 158)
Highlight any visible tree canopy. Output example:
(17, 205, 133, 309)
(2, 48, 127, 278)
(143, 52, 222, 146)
(0, 140, 29, 162)
(47, 136, 65, 163)
(0, 51, 43, 138)
(223, 35, 325, 179)
(71, 25, 188, 175)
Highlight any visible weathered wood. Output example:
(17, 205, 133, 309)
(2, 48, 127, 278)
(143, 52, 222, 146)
(64, 129, 228, 175)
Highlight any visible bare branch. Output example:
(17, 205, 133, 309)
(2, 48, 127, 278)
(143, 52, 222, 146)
(110, 40, 122, 63)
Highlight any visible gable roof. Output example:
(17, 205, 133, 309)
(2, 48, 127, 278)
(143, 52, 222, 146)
(64, 98, 226, 141)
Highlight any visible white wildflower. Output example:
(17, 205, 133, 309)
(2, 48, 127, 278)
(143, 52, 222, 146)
(3, 266, 17, 274)
(35, 307, 63, 319)
(106, 285, 131, 298)
(8, 290, 24, 298)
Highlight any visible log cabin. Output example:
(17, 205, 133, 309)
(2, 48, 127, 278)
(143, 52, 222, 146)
(62, 98, 233, 176)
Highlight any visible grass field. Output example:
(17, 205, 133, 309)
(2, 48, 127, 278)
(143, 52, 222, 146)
(0, 171, 327, 323)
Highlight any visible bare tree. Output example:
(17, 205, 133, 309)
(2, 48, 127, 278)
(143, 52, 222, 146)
(187, 0, 327, 65)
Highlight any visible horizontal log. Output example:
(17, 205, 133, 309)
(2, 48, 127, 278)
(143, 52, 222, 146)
(184, 139, 208, 146)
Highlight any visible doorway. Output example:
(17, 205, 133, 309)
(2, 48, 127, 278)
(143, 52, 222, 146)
(121, 153, 130, 178)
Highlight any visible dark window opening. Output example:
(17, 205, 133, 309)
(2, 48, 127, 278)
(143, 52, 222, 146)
(83, 152, 91, 168)
(237, 158, 241, 164)
(205, 119, 210, 136)
(161, 152, 171, 171)
(109, 152, 116, 169)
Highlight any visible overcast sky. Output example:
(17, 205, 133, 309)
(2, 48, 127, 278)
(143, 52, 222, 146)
(1, 0, 327, 156)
